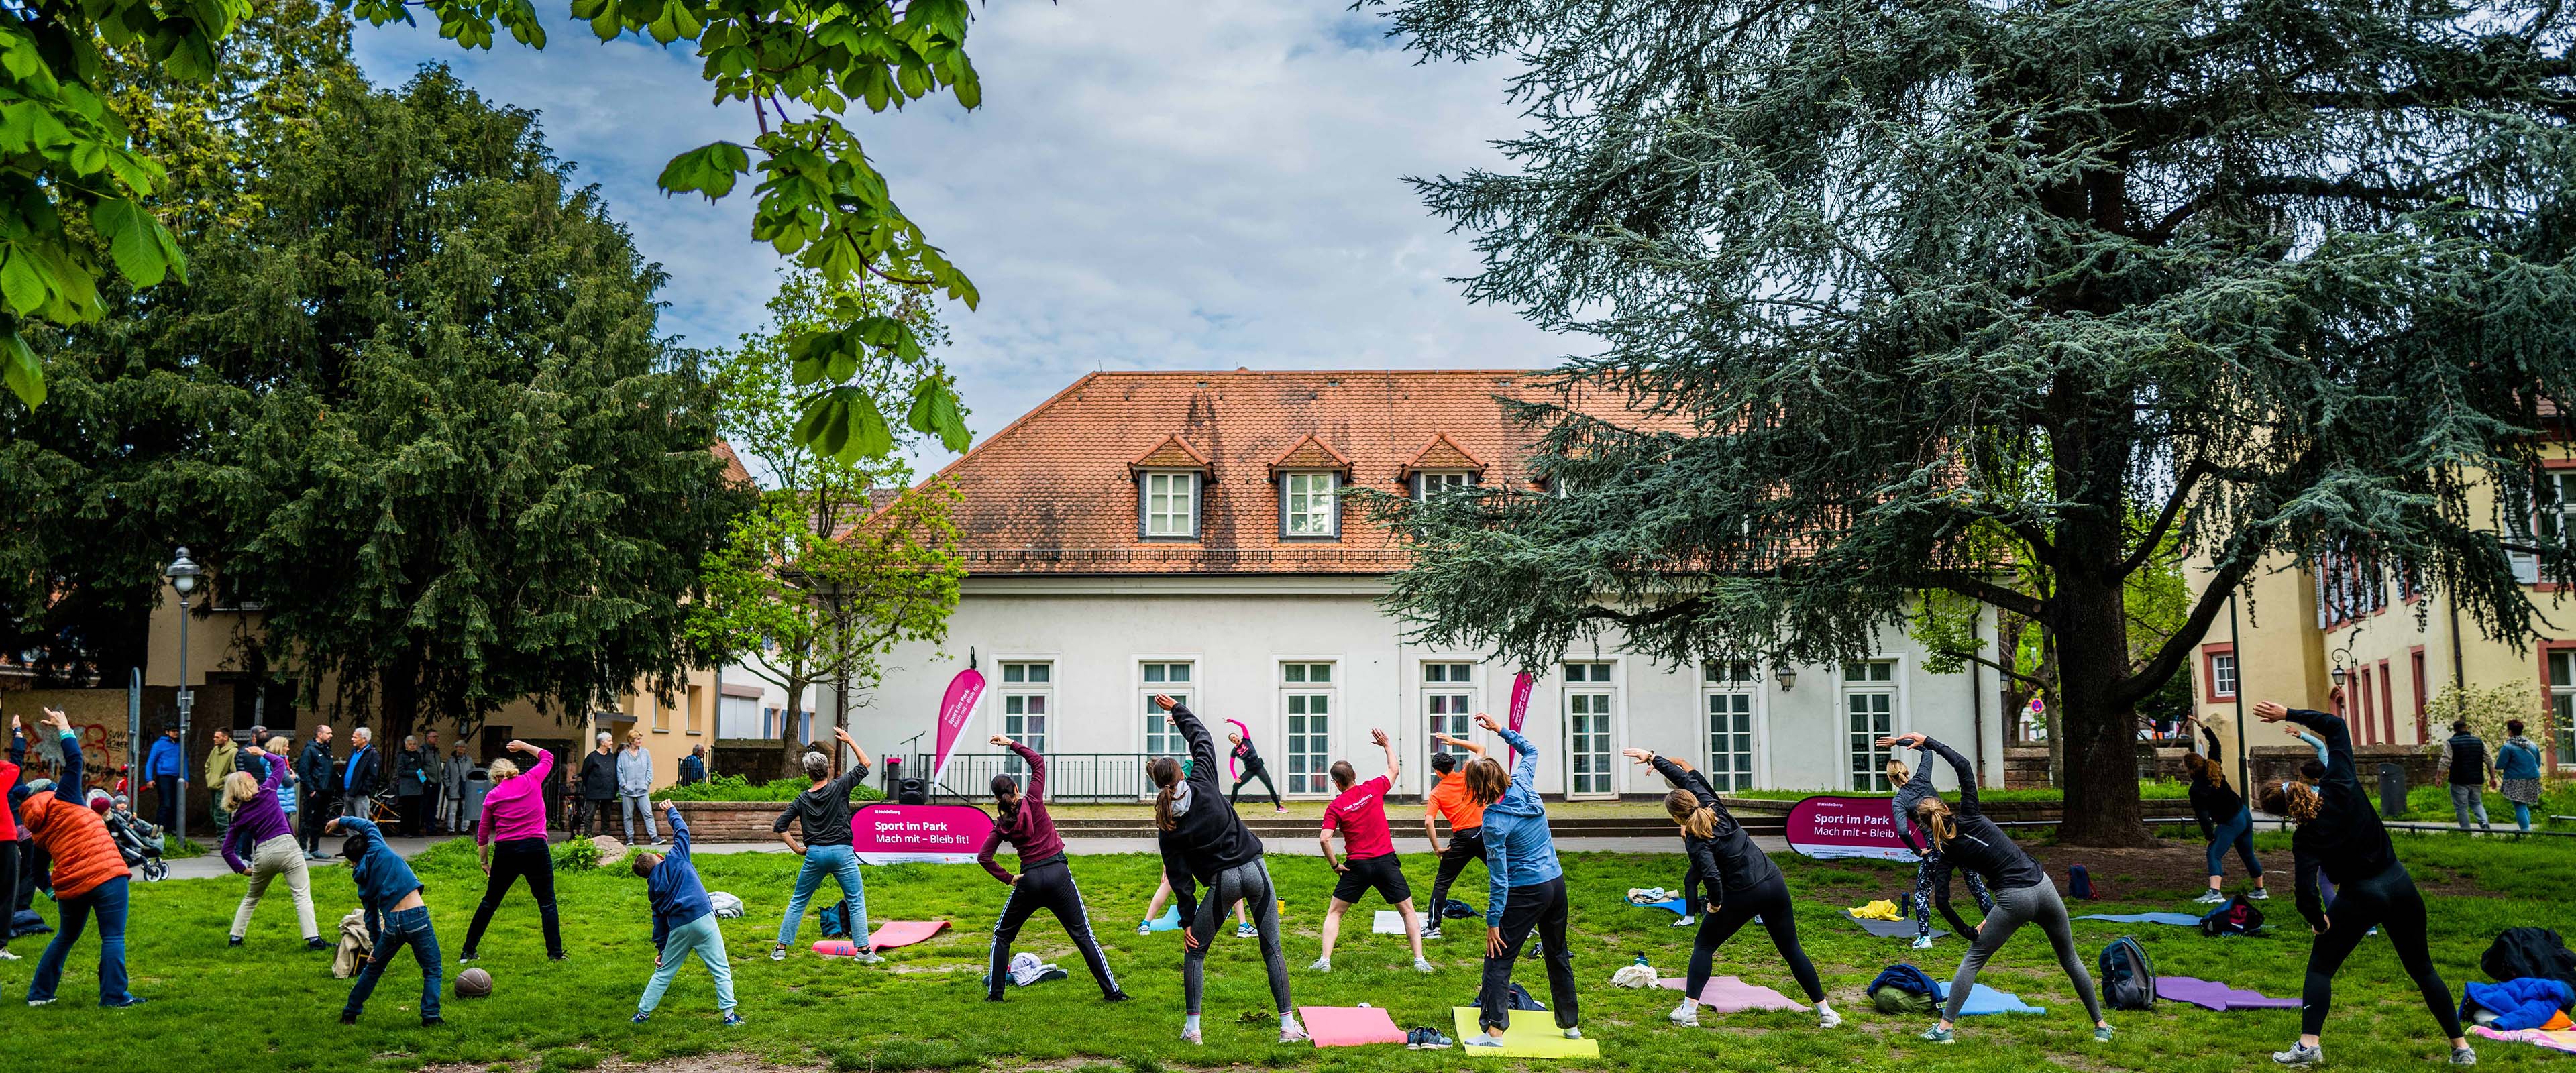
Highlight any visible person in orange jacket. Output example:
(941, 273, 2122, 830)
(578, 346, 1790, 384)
(19, 706, 142, 1007)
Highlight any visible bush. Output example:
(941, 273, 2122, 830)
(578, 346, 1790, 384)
(551, 834, 601, 870)
(657, 773, 882, 803)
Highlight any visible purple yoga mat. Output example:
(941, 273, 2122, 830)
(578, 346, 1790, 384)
(2157, 976, 2300, 1011)
(1655, 976, 1808, 1012)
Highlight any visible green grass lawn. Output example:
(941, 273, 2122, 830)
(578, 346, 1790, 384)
(8, 830, 2569, 1072)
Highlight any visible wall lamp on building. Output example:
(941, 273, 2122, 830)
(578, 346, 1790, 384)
(1774, 665, 1796, 691)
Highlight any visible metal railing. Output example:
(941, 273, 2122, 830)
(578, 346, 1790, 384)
(902, 752, 1167, 803)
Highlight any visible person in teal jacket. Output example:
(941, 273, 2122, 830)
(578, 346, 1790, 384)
(326, 815, 441, 1026)
(1462, 712, 1578, 1048)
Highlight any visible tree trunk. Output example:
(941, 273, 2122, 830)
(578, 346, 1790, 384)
(2051, 571, 2153, 846)
(378, 651, 423, 748)
(776, 671, 812, 777)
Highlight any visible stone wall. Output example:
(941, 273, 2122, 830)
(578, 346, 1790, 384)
(662, 799, 791, 842)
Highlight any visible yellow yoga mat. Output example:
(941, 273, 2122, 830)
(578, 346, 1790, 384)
(1449, 1007, 1600, 1059)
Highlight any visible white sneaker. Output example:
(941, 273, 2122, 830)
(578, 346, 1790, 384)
(0, 948, 19, 960)
(1415, 958, 1435, 974)
(1138, 921, 1154, 936)
(1669, 1001, 1699, 1027)
(1817, 1002, 1841, 1029)
(1464, 1034, 1504, 1048)
(2192, 889, 2227, 905)
(2273, 1042, 2322, 1066)
(1307, 958, 1332, 972)
(1279, 1021, 1309, 1044)
(1234, 923, 1256, 940)
(1672, 915, 1695, 927)
(768, 945, 787, 962)
(1421, 924, 1444, 940)
(1910, 934, 1935, 949)
(1180, 1026, 1201, 1046)
(1563, 1027, 1583, 1041)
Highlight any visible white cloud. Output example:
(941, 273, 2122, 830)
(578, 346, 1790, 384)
(352, 2, 1564, 470)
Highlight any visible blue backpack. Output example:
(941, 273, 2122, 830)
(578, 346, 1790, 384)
(820, 899, 851, 939)
(2098, 935, 2157, 1010)
(1868, 962, 1943, 1013)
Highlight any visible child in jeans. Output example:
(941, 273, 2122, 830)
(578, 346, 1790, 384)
(633, 801, 739, 1025)
(328, 815, 441, 1026)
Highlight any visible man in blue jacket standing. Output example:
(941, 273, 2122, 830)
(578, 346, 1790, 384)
(142, 727, 184, 831)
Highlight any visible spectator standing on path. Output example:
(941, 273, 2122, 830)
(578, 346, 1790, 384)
(237, 726, 270, 780)
(296, 726, 336, 858)
(394, 735, 430, 837)
(618, 731, 659, 844)
(441, 744, 472, 832)
(142, 726, 183, 831)
(2438, 720, 2498, 834)
(577, 733, 619, 838)
(2498, 720, 2546, 833)
(205, 729, 239, 840)
(421, 731, 446, 827)
(341, 728, 379, 818)
(678, 744, 708, 787)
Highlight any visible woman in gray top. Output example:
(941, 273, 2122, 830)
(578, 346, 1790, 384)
(771, 727, 879, 964)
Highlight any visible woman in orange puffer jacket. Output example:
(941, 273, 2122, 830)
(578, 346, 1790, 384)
(19, 706, 141, 1007)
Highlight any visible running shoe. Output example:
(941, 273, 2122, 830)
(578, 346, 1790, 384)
(1280, 1021, 1309, 1045)
(1181, 1026, 1203, 1046)
(1414, 958, 1435, 974)
(305, 938, 330, 952)
(1668, 1001, 1699, 1027)
(1307, 957, 1332, 972)
(1421, 924, 1443, 940)
(1104, 991, 1132, 1002)
(1910, 934, 1935, 950)
(2272, 1043, 2323, 1066)
(27, 997, 55, 1007)
(1817, 1003, 1842, 1029)
(853, 952, 884, 965)
(2249, 888, 2271, 901)
(107, 997, 147, 1009)
(1273, 806, 1289, 813)
(1403, 1027, 1454, 1050)
(1920, 1025, 1955, 1044)
(723, 1011, 745, 1027)
(769, 944, 788, 961)
(1137, 921, 1153, 936)
(1563, 1027, 1583, 1041)
(2191, 889, 2227, 904)
(2453, 1046, 2479, 1065)
(633, 1013, 651, 1023)
(1464, 1033, 1504, 1048)
(2094, 1025, 2114, 1043)
(0, 949, 19, 960)
(1235, 922, 1256, 940)
(1672, 915, 1695, 927)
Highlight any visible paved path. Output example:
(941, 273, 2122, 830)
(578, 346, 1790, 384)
(149, 832, 1727, 883)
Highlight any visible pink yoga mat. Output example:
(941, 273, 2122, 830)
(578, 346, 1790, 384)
(1298, 1005, 1406, 1047)
(865, 919, 952, 950)
(1656, 976, 1808, 1012)
(2155, 976, 2300, 1011)
(812, 939, 859, 957)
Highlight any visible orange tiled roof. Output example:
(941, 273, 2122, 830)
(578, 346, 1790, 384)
(710, 439, 757, 488)
(917, 370, 1668, 575)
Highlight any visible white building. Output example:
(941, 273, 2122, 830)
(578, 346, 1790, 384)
(860, 370, 2008, 799)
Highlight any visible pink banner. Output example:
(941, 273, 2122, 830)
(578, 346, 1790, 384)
(1783, 795, 1919, 862)
(1506, 671, 1534, 765)
(930, 667, 985, 783)
(850, 803, 996, 864)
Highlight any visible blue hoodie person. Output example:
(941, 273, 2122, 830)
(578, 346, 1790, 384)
(327, 815, 441, 1025)
(1463, 713, 1578, 1046)
(631, 803, 737, 1024)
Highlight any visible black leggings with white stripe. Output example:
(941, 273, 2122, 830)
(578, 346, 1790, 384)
(987, 853, 1118, 999)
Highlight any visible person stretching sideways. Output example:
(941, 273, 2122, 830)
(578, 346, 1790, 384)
(1225, 730, 1286, 811)
(1879, 732, 2110, 1046)
(979, 734, 1128, 1002)
(2184, 716, 2269, 903)
(460, 740, 565, 963)
(1312, 728, 1433, 974)
(1889, 750, 1992, 950)
(772, 726, 879, 963)
(1419, 735, 1492, 941)
(329, 814, 443, 1027)
(1464, 712, 1581, 1048)
(1148, 694, 1303, 1046)
(219, 742, 325, 951)
(21, 707, 142, 1007)
(1628, 747, 1836, 1029)
(631, 803, 740, 1025)
(2253, 700, 2473, 1067)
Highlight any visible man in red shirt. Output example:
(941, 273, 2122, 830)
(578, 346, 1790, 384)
(1313, 728, 1432, 974)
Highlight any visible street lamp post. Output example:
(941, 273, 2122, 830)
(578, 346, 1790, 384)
(164, 547, 202, 846)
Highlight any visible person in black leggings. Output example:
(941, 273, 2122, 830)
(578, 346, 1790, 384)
(2253, 701, 2473, 1068)
(2185, 716, 2268, 904)
(1625, 748, 1836, 1029)
(1225, 731, 1285, 811)
(978, 735, 1126, 1003)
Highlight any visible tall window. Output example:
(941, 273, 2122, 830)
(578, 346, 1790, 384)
(1000, 661, 1053, 776)
(1702, 662, 1756, 792)
(2551, 651, 2576, 765)
(1140, 661, 1193, 761)
(1281, 472, 1339, 538)
(1142, 472, 1198, 538)
(2412, 650, 2430, 742)
(1282, 662, 1335, 794)
(1843, 659, 1897, 791)
(1414, 471, 1474, 500)
(1564, 661, 1615, 796)
(1424, 662, 1475, 766)
(2355, 665, 2376, 744)
(2208, 651, 2238, 699)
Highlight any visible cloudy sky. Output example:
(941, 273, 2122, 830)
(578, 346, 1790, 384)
(352, 3, 1566, 474)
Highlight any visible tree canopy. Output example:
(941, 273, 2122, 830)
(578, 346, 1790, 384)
(1371, 0, 2576, 842)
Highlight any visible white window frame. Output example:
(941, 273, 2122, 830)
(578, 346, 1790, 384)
(1422, 659, 1479, 783)
(996, 659, 1055, 780)
(1279, 658, 1338, 797)
(1841, 657, 1906, 791)
(2208, 651, 2238, 699)
(1562, 660, 1619, 799)
(1413, 470, 1477, 501)
(2551, 651, 2576, 768)
(1701, 661, 1763, 793)
(1140, 471, 1200, 540)
(1136, 657, 1198, 797)
(1279, 471, 1340, 539)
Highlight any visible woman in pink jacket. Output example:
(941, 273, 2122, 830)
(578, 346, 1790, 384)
(459, 741, 565, 962)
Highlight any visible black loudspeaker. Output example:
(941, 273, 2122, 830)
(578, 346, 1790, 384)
(897, 777, 928, 805)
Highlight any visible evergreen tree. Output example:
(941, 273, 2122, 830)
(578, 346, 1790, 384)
(1373, 0, 2576, 842)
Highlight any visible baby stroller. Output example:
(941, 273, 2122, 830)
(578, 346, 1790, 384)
(103, 806, 168, 881)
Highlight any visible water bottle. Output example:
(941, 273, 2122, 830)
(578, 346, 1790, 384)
(1634, 954, 1650, 968)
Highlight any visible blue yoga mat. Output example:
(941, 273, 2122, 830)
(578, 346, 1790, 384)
(1935, 981, 2047, 1015)
(2076, 911, 2203, 927)
(1146, 905, 1182, 931)
(1635, 897, 1690, 915)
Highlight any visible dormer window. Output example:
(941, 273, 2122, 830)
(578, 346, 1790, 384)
(1281, 471, 1339, 538)
(1142, 471, 1199, 538)
(1413, 470, 1476, 500)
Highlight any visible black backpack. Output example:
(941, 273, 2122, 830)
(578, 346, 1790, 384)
(2098, 935, 2157, 1010)
(2201, 894, 2264, 936)
(2484, 928, 2576, 1005)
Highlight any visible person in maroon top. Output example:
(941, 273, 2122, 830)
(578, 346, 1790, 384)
(1311, 728, 1432, 974)
(978, 734, 1128, 1003)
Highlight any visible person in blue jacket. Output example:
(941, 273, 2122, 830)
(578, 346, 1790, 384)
(142, 727, 184, 830)
(1462, 712, 1579, 1048)
(341, 728, 380, 817)
(325, 815, 441, 1026)
(630, 802, 739, 1025)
